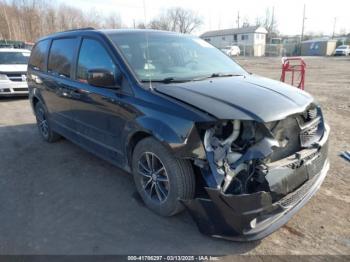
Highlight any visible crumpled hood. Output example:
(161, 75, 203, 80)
(155, 75, 314, 122)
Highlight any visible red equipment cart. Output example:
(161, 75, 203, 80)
(280, 57, 306, 90)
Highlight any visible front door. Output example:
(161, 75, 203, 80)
(68, 37, 133, 166)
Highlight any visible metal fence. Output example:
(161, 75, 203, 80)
(223, 43, 302, 57)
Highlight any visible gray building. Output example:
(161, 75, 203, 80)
(200, 26, 268, 56)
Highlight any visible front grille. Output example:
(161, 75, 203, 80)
(3, 72, 26, 82)
(268, 104, 324, 161)
(13, 88, 28, 92)
(299, 105, 323, 147)
(278, 176, 315, 208)
(307, 107, 317, 120)
(300, 121, 319, 146)
(276, 141, 328, 208)
(307, 140, 328, 176)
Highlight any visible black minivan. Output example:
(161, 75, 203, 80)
(27, 28, 329, 241)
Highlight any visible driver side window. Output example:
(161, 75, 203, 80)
(77, 38, 118, 83)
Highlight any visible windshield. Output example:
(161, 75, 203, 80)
(337, 46, 348, 49)
(108, 32, 247, 82)
(0, 52, 30, 64)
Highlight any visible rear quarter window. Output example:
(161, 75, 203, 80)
(48, 38, 78, 78)
(29, 40, 50, 71)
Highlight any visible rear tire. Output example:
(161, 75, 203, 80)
(35, 101, 61, 143)
(132, 137, 195, 216)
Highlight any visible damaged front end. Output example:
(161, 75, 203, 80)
(183, 104, 330, 241)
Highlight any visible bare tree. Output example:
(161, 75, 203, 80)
(256, 7, 278, 33)
(0, 1, 12, 39)
(149, 16, 170, 31)
(149, 7, 202, 34)
(242, 16, 250, 28)
(0, 0, 123, 42)
(84, 9, 102, 28)
(43, 7, 57, 35)
(104, 12, 122, 29)
(0, 2, 203, 43)
(136, 22, 146, 29)
(56, 4, 88, 31)
(255, 7, 279, 42)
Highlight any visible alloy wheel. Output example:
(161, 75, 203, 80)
(137, 152, 170, 203)
(36, 107, 49, 138)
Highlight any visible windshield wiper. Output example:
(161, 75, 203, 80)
(141, 77, 192, 84)
(141, 73, 244, 84)
(193, 73, 244, 81)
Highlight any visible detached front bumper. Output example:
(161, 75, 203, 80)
(0, 81, 28, 96)
(183, 124, 330, 241)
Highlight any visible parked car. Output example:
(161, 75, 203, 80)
(334, 45, 350, 56)
(28, 29, 329, 241)
(0, 48, 30, 96)
(221, 45, 240, 56)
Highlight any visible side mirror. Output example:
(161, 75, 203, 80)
(87, 69, 120, 88)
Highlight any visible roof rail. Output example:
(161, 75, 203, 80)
(57, 27, 95, 33)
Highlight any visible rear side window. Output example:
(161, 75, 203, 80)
(48, 38, 78, 78)
(76, 38, 117, 82)
(29, 40, 49, 71)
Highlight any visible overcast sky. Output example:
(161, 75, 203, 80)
(59, 0, 350, 36)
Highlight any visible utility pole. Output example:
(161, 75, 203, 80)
(143, 0, 147, 26)
(271, 6, 275, 33)
(236, 11, 240, 28)
(209, 12, 212, 30)
(332, 17, 337, 39)
(300, 4, 306, 42)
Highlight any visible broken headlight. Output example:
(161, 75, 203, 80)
(202, 119, 285, 195)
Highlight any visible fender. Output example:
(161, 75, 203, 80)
(28, 72, 47, 111)
(29, 87, 45, 110)
(124, 115, 207, 166)
(135, 116, 185, 143)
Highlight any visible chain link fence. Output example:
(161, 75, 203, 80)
(222, 43, 302, 57)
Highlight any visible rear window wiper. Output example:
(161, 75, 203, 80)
(193, 73, 244, 81)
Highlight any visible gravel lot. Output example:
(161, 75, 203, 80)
(0, 56, 349, 255)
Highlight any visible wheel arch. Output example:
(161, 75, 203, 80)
(30, 91, 46, 111)
(32, 96, 40, 107)
(126, 131, 152, 169)
(125, 116, 206, 169)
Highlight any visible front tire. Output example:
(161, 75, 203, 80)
(35, 101, 61, 143)
(132, 137, 195, 216)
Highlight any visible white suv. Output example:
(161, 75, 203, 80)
(334, 45, 350, 56)
(222, 45, 241, 57)
(0, 48, 30, 96)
